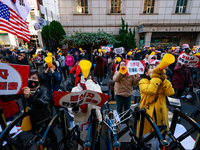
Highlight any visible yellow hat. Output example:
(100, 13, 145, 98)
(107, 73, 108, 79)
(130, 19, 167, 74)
(189, 48, 191, 50)
(98, 49, 102, 53)
(138, 50, 141, 53)
(127, 51, 132, 56)
(116, 57, 121, 62)
(149, 47, 152, 50)
(135, 48, 138, 50)
(11, 48, 14, 51)
(195, 46, 197, 48)
(171, 47, 175, 50)
(58, 52, 62, 56)
(103, 49, 106, 53)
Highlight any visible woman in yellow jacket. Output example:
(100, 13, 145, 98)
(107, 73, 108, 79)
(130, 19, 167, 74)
(137, 64, 174, 137)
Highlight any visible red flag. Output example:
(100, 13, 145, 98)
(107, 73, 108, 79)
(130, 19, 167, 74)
(0, 1, 30, 42)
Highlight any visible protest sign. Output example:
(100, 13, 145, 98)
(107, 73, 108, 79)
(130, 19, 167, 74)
(0, 64, 29, 95)
(54, 90, 110, 108)
(178, 53, 200, 68)
(149, 59, 161, 66)
(181, 44, 190, 48)
(114, 47, 124, 54)
(107, 45, 113, 48)
(101, 46, 111, 53)
(125, 60, 146, 75)
(31, 56, 43, 63)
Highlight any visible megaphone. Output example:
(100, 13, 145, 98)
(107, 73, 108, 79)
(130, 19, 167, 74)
(79, 60, 92, 78)
(150, 51, 155, 55)
(158, 53, 175, 70)
(21, 107, 32, 131)
(45, 57, 53, 68)
(79, 48, 83, 53)
(47, 52, 52, 57)
(116, 57, 121, 62)
(119, 66, 127, 75)
(128, 51, 132, 56)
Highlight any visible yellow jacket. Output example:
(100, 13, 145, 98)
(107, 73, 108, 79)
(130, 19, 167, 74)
(137, 78, 174, 137)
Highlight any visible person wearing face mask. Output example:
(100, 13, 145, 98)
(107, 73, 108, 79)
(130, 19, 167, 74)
(65, 52, 75, 76)
(113, 60, 140, 121)
(137, 65, 174, 140)
(22, 71, 57, 145)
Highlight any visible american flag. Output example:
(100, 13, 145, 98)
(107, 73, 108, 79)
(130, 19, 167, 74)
(0, 1, 30, 42)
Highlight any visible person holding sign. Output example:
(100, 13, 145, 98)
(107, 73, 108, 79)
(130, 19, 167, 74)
(137, 55, 175, 143)
(113, 60, 140, 121)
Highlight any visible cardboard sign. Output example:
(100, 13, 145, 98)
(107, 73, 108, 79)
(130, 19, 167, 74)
(0, 64, 29, 95)
(149, 59, 161, 66)
(101, 46, 111, 53)
(114, 47, 124, 54)
(125, 60, 146, 75)
(54, 90, 110, 108)
(31, 56, 42, 63)
(178, 53, 200, 68)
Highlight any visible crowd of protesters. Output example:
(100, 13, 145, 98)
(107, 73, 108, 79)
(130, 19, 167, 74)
(0, 44, 198, 148)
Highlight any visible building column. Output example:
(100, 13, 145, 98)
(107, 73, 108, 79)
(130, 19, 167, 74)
(144, 32, 152, 46)
(196, 33, 200, 45)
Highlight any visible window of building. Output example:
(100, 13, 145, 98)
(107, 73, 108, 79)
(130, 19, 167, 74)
(77, 0, 88, 14)
(175, 0, 188, 13)
(110, 0, 122, 13)
(143, 0, 155, 14)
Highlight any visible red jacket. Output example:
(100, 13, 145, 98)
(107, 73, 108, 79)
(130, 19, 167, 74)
(0, 100, 19, 118)
(70, 65, 82, 86)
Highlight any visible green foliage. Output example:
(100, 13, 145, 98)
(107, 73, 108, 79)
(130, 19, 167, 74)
(62, 29, 119, 46)
(41, 25, 49, 39)
(117, 18, 136, 51)
(49, 20, 66, 43)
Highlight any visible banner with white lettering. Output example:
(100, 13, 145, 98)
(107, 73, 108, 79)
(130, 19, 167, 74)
(101, 46, 111, 53)
(178, 53, 200, 68)
(54, 90, 110, 108)
(114, 47, 124, 54)
(125, 60, 146, 75)
(0, 64, 29, 95)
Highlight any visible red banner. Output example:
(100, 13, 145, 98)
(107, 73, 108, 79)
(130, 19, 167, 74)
(178, 53, 200, 68)
(0, 64, 29, 95)
(54, 90, 110, 108)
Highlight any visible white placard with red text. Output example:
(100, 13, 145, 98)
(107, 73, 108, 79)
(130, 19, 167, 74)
(125, 60, 146, 75)
(114, 47, 124, 54)
(0, 64, 29, 95)
(54, 90, 110, 108)
(31, 56, 43, 63)
(149, 59, 161, 66)
(101, 46, 111, 53)
(178, 53, 200, 68)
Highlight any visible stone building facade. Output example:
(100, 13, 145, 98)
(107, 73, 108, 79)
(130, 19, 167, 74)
(58, 0, 200, 48)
